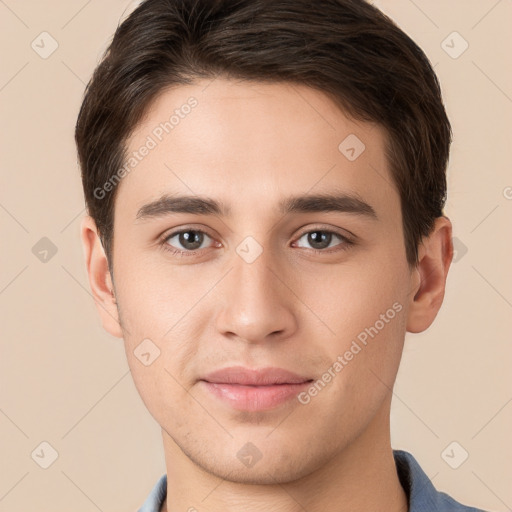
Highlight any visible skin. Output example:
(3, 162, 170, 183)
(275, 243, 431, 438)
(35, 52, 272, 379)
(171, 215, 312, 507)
(81, 78, 453, 512)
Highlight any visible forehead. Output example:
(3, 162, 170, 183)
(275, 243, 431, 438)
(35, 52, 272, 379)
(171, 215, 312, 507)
(116, 78, 399, 224)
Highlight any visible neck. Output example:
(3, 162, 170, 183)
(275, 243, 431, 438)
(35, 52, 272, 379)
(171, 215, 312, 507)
(160, 396, 407, 512)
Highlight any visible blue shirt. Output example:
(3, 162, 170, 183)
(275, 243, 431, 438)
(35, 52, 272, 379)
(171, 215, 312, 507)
(137, 449, 489, 511)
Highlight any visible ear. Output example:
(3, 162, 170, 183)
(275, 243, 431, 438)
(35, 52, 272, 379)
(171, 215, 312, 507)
(406, 216, 453, 333)
(80, 215, 123, 338)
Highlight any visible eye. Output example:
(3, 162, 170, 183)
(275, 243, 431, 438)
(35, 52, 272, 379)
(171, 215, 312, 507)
(161, 228, 214, 256)
(293, 228, 353, 252)
(159, 226, 354, 258)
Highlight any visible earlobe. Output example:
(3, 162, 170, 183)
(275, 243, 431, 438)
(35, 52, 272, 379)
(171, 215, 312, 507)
(406, 216, 453, 334)
(80, 215, 124, 339)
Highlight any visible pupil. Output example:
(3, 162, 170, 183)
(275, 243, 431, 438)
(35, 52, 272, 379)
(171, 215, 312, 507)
(180, 231, 202, 250)
(309, 231, 330, 249)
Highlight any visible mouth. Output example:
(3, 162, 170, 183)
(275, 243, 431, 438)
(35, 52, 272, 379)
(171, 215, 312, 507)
(201, 365, 313, 385)
(199, 366, 314, 411)
(199, 381, 313, 411)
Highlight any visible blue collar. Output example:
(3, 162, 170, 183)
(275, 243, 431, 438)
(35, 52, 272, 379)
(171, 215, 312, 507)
(393, 450, 487, 511)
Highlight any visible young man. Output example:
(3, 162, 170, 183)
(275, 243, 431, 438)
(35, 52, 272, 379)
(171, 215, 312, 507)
(76, 1, 489, 511)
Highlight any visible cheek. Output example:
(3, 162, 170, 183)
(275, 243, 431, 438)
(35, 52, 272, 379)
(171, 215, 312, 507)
(113, 254, 206, 409)
(298, 248, 409, 392)
(113, 250, 197, 340)
(123, 351, 190, 430)
(302, 257, 406, 338)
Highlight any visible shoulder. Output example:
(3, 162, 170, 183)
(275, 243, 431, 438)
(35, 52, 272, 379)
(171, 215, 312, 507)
(393, 450, 491, 512)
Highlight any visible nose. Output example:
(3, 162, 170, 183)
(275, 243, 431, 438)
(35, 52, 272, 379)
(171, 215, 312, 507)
(214, 245, 298, 345)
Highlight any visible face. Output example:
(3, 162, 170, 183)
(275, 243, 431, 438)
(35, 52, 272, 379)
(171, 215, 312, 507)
(90, 78, 426, 483)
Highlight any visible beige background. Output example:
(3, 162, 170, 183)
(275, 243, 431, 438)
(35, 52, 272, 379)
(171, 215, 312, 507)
(1, 0, 511, 511)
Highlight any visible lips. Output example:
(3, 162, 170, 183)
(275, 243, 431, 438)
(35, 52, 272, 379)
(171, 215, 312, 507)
(200, 366, 312, 386)
(199, 366, 314, 411)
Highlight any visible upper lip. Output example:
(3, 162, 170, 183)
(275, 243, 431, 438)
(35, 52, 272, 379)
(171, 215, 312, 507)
(201, 366, 313, 386)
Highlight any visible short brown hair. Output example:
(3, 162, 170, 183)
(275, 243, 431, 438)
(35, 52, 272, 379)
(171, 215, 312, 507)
(75, 0, 451, 270)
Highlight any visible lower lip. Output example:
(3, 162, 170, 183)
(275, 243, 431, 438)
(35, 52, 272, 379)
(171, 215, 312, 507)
(201, 381, 311, 411)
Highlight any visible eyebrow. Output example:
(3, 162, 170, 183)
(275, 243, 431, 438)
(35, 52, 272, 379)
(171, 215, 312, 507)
(135, 192, 378, 221)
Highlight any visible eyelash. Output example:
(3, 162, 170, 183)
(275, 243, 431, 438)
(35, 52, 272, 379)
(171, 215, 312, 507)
(158, 226, 355, 257)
